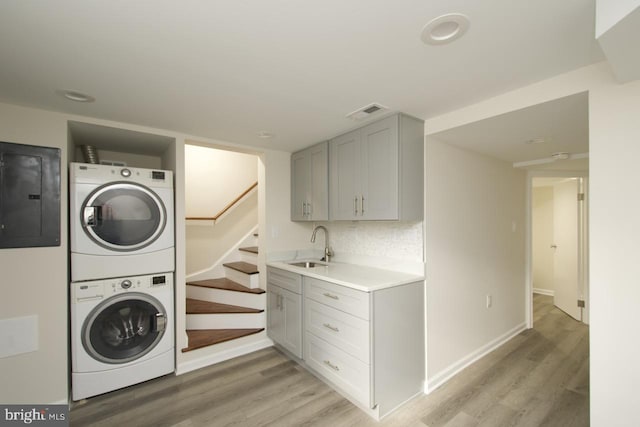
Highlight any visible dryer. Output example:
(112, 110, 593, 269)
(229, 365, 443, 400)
(71, 272, 174, 400)
(70, 163, 174, 282)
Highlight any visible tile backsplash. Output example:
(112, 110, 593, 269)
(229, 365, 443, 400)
(327, 221, 424, 263)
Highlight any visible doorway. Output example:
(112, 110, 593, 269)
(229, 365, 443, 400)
(529, 174, 589, 325)
(184, 143, 260, 276)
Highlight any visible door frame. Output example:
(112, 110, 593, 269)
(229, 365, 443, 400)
(525, 170, 589, 328)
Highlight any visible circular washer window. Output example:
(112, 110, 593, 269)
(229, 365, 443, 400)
(82, 292, 167, 364)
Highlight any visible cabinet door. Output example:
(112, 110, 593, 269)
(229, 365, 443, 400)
(291, 151, 309, 221)
(360, 115, 398, 220)
(330, 129, 361, 220)
(308, 142, 328, 221)
(267, 285, 285, 344)
(281, 287, 302, 358)
(267, 284, 302, 358)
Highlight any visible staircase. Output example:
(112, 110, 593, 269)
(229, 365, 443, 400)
(182, 235, 268, 360)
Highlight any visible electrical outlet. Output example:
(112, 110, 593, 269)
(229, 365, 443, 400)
(486, 295, 492, 308)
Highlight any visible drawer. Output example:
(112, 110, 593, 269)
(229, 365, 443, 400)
(305, 332, 371, 408)
(305, 299, 370, 363)
(304, 277, 369, 320)
(267, 267, 302, 294)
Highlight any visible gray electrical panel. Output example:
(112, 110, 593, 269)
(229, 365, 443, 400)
(0, 141, 61, 248)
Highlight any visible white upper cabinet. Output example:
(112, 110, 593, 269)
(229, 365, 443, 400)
(330, 114, 423, 221)
(291, 141, 328, 221)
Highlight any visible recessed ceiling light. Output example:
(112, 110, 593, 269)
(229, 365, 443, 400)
(56, 89, 95, 103)
(421, 13, 470, 45)
(258, 131, 274, 139)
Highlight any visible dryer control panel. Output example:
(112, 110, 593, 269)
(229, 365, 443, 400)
(72, 273, 173, 302)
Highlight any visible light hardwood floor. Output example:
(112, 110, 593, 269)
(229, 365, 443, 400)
(70, 294, 589, 426)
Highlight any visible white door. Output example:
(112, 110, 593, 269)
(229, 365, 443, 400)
(553, 179, 580, 320)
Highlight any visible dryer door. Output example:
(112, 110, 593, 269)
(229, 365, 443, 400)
(82, 293, 167, 364)
(81, 182, 166, 251)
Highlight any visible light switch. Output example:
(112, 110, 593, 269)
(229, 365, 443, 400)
(0, 315, 38, 358)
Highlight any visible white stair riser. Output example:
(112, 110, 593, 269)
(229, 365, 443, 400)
(240, 252, 258, 263)
(186, 285, 266, 310)
(224, 268, 260, 288)
(186, 312, 266, 330)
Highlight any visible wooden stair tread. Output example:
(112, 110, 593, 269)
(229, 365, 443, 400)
(224, 261, 259, 275)
(239, 246, 259, 254)
(186, 278, 265, 294)
(186, 298, 263, 314)
(182, 329, 264, 352)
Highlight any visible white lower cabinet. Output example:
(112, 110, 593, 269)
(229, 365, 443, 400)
(267, 266, 424, 420)
(304, 332, 371, 406)
(305, 277, 424, 419)
(267, 268, 302, 358)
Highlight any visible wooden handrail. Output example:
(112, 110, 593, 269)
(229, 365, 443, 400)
(186, 181, 257, 221)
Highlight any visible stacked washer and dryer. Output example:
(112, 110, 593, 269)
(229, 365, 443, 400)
(69, 163, 175, 401)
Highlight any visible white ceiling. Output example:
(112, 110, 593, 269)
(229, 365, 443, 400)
(0, 1, 603, 153)
(429, 92, 589, 170)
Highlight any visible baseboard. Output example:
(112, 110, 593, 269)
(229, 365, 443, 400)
(176, 337, 273, 375)
(533, 288, 555, 296)
(425, 322, 527, 394)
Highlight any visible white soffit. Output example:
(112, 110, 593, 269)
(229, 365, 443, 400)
(429, 92, 589, 165)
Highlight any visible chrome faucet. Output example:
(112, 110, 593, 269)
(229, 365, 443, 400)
(311, 225, 333, 262)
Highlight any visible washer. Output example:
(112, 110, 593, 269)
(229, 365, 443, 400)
(71, 272, 174, 401)
(70, 162, 174, 282)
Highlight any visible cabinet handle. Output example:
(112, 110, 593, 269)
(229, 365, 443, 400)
(361, 195, 365, 216)
(323, 323, 339, 332)
(323, 360, 340, 371)
(354, 196, 359, 215)
(307, 202, 312, 217)
(302, 202, 306, 217)
(323, 292, 339, 300)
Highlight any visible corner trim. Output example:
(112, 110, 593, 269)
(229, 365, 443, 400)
(425, 322, 527, 394)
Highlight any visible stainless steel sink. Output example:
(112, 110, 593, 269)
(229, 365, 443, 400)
(287, 260, 328, 269)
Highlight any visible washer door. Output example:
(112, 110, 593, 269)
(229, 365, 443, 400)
(81, 182, 166, 251)
(82, 293, 167, 364)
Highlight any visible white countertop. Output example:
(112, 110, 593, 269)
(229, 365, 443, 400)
(267, 259, 425, 292)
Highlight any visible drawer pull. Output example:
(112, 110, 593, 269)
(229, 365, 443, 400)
(323, 292, 339, 300)
(323, 360, 340, 371)
(323, 323, 339, 332)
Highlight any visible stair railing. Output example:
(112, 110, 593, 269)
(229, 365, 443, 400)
(186, 181, 257, 223)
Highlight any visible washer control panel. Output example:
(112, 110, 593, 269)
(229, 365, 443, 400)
(73, 273, 172, 301)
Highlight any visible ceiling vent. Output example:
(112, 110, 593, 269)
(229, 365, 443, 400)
(346, 103, 389, 121)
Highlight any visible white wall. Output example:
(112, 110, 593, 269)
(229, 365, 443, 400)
(589, 78, 640, 426)
(186, 192, 258, 274)
(532, 186, 555, 293)
(423, 138, 526, 388)
(185, 145, 258, 218)
(260, 152, 310, 248)
(0, 103, 69, 404)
